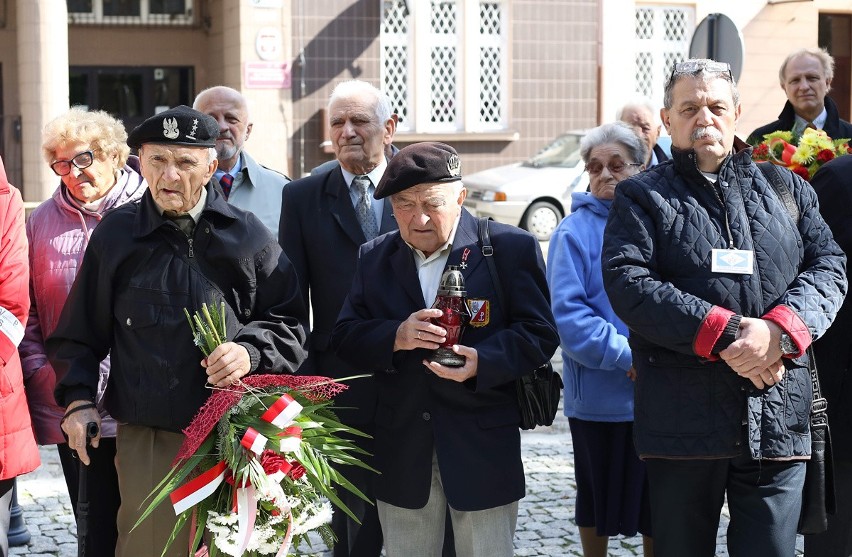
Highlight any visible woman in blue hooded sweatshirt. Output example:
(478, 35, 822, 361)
(546, 121, 653, 557)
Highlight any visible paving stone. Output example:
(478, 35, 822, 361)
(12, 359, 806, 556)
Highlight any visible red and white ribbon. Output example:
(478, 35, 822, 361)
(274, 510, 294, 557)
(261, 394, 303, 428)
(240, 427, 269, 455)
(170, 460, 228, 515)
(278, 425, 302, 453)
(236, 484, 258, 555)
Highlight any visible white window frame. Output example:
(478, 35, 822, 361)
(634, 4, 694, 106)
(68, 0, 194, 25)
(382, 0, 509, 134)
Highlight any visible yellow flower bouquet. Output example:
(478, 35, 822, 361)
(752, 128, 851, 180)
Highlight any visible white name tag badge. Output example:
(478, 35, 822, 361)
(711, 249, 754, 275)
(0, 306, 23, 347)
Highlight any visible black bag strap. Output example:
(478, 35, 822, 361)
(753, 164, 830, 424)
(755, 164, 827, 420)
(477, 217, 507, 321)
(757, 161, 800, 224)
(807, 346, 828, 420)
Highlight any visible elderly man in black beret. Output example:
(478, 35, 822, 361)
(47, 105, 308, 557)
(332, 142, 559, 557)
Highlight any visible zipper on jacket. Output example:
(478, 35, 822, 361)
(706, 182, 736, 249)
(187, 237, 194, 258)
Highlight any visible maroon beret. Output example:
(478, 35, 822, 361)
(374, 142, 462, 199)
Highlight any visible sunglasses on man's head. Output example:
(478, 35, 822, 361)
(668, 60, 733, 83)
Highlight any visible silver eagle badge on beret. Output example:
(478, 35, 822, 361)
(163, 117, 180, 140)
(447, 153, 461, 177)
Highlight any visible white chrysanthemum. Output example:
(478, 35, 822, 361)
(291, 501, 334, 535)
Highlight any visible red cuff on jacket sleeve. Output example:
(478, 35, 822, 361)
(763, 305, 810, 358)
(693, 306, 736, 360)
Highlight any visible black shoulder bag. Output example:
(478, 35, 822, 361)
(476, 217, 562, 430)
(757, 161, 835, 534)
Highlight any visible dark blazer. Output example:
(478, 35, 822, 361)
(279, 166, 396, 425)
(331, 209, 559, 511)
(747, 96, 852, 145)
(809, 155, 852, 461)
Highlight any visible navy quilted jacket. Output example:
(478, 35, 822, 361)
(602, 141, 847, 460)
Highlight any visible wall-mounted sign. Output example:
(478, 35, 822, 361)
(244, 62, 291, 89)
(249, 0, 282, 8)
(256, 27, 282, 61)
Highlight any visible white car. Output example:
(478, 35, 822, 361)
(463, 132, 671, 241)
(463, 132, 588, 241)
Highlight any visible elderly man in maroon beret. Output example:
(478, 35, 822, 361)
(48, 105, 308, 557)
(332, 142, 559, 557)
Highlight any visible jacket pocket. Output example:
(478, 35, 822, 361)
(637, 350, 717, 436)
(115, 294, 163, 331)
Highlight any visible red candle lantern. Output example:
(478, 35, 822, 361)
(429, 265, 473, 367)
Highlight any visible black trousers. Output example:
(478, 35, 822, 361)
(645, 451, 805, 557)
(0, 478, 13, 557)
(57, 439, 121, 557)
(804, 458, 852, 557)
(331, 423, 384, 557)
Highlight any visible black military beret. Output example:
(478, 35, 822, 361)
(127, 105, 219, 149)
(374, 142, 462, 199)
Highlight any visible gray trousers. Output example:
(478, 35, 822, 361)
(377, 452, 518, 557)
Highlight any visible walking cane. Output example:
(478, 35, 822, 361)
(77, 421, 99, 557)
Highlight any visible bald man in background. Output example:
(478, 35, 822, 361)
(194, 86, 290, 237)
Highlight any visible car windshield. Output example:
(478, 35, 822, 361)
(524, 134, 583, 168)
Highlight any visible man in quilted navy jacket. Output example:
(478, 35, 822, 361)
(602, 59, 847, 557)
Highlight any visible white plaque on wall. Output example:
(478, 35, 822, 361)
(255, 27, 282, 61)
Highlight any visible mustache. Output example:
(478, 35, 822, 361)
(691, 126, 723, 141)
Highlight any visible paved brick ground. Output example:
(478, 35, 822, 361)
(11, 366, 806, 556)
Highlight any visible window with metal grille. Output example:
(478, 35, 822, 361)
(67, 0, 194, 25)
(634, 5, 694, 104)
(381, 0, 508, 133)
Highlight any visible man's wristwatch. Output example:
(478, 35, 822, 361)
(779, 332, 797, 355)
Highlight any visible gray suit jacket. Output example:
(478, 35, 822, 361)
(218, 151, 290, 238)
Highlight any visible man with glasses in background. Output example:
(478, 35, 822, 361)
(602, 59, 847, 557)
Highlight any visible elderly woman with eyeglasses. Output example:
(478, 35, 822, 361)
(19, 107, 146, 556)
(545, 121, 653, 557)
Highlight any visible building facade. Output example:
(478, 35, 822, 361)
(0, 1, 849, 201)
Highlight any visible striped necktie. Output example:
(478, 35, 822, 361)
(219, 173, 234, 200)
(353, 175, 379, 241)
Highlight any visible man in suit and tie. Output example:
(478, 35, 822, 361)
(331, 142, 559, 557)
(278, 79, 397, 557)
(747, 47, 852, 145)
(194, 86, 290, 238)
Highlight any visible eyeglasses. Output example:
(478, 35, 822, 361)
(50, 150, 95, 176)
(669, 60, 733, 83)
(585, 161, 642, 176)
